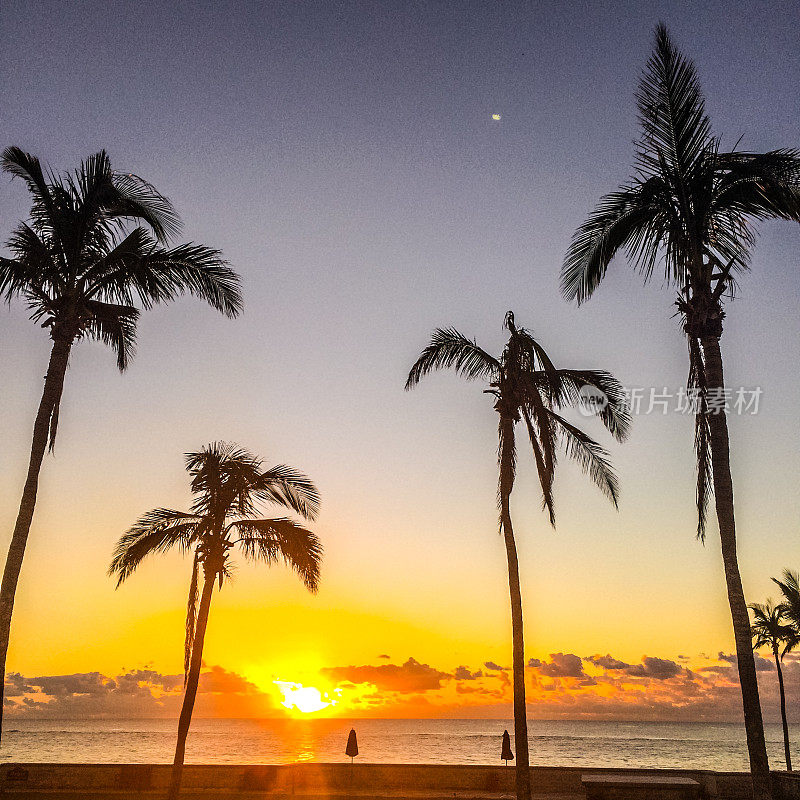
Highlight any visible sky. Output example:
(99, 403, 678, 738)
(0, 0, 799, 721)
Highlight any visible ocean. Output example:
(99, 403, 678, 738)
(1, 719, 796, 769)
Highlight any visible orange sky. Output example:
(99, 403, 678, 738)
(2, 0, 800, 728)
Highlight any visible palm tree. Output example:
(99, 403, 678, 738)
(109, 442, 322, 800)
(560, 25, 800, 799)
(750, 601, 795, 771)
(406, 312, 629, 800)
(773, 570, 800, 641)
(0, 147, 242, 742)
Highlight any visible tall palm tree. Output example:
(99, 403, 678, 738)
(406, 312, 629, 800)
(0, 147, 242, 742)
(109, 442, 322, 800)
(560, 25, 800, 799)
(750, 600, 796, 771)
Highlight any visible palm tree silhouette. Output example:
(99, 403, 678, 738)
(406, 312, 628, 800)
(773, 570, 800, 645)
(110, 442, 321, 800)
(560, 25, 800, 798)
(750, 600, 796, 770)
(0, 147, 242, 742)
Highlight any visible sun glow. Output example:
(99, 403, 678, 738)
(274, 680, 335, 714)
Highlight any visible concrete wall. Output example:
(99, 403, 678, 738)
(773, 772, 800, 800)
(0, 763, 758, 798)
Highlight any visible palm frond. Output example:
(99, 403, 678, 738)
(80, 226, 153, 295)
(83, 300, 140, 371)
(108, 170, 182, 242)
(1, 147, 51, 200)
(774, 569, 800, 599)
(185, 442, 264, 517)
(1, 147, 59, 237)
(86, 238, 242, 318)
(497, 414, 517, 517)
(688, 336, 712, 542)
(405, 327, 499, 389)
(773, 569, 800, 636)
(109, 508, 200, 586)
(229, 518, 322, 592)
(561, 183, 666, 303)
(517, 354, 558, 481)
(506, 321, 561, 395)
(549, 411, 619, 506)
(184, 552, 200, 682)
(56, 151, 180, 245)
(4, 224, 62, 306)
(712, 149, 800, 224)
(63, 151, 117, 258)
(0, 255, 46, 307)
(46, 395, 60, 454)
(256, 465, 320, 521)
(635, 23, 712, 178)
(542, 369, 631, 442)
(186, 442, 261, 478)
(521, 407, 555, 526)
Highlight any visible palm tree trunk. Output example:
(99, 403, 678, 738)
(0, 335, 72, 744)
(774, 650, 792, 771)
(701, 335, 772, 800)
(499, 416, 531, 800)
(167, 566, 215, 800)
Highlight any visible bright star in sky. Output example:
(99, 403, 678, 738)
(491, 113, 501, 120)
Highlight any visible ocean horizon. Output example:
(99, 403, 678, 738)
(3, 718, 796, 770)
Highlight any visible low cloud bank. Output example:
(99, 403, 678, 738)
(7, 651, 800, 721)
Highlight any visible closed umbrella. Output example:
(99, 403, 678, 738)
(346, 729, 359, 763)
(501, 730, 514, 764)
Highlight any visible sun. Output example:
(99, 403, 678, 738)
(274, 680, 335, 714)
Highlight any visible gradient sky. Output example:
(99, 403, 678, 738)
(1, 0, 799, 720)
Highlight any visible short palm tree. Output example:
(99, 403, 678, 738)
(0, 147, 241, 741)
(406, 312, 629, 800)
(750, 601, 796, 770)
(110, 443, 322, 800)
(560, 26, 800, 799)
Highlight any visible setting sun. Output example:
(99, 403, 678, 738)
(2, 2, 800, 795)
(274, 681, 334, 714)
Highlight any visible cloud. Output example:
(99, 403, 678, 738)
(22, 672, 115, 697)
(320, 657, 449, 692)
(586, 654, 632, 670)
(8, 649, 800, 723)
(453, 666, 483, 681)
(4, 673, 34, 697)
(718, 651, 774, 672)
(529, 653, 587, 678)
(377, 654, 391, 660)
(586, 655, 684, 679)
(5, 665, 273, 719)
(198, 665, 261, 694)
(624, 657, 683, 680)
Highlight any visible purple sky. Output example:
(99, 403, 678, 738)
(1, 0, 799, 683)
